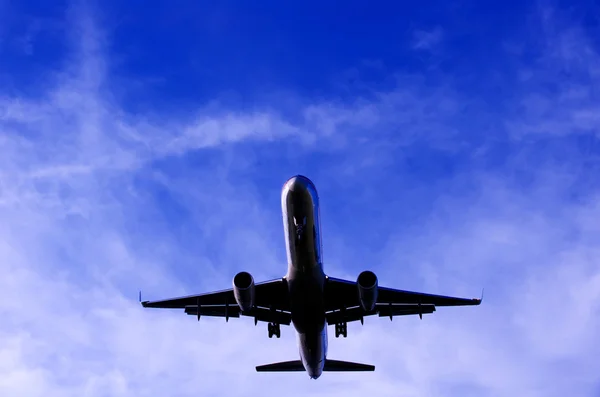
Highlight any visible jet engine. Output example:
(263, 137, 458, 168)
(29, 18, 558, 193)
(233, 271, 255, 312)
(357, 270, 378, 311)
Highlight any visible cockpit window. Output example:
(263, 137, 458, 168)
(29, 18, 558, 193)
(294, 216, 307, 226)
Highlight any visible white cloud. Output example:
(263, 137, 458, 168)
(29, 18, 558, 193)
(370, 174, 600, 396)
(1, 4, 600, 397)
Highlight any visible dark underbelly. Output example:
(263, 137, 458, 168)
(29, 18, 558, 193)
(289, 284, 325, 333)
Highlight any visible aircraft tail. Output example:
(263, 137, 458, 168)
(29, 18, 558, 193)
(256, 360, 305, 372)
(255, 359, 374, 372)
(323, 359, 375, 371)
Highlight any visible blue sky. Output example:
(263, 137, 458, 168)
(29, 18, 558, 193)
(1, 0, 599, 396)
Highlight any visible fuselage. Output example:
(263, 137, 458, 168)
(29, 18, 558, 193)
(281, 175, 327, 379)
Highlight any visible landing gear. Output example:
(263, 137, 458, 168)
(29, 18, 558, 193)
(268, 322, 281, 338)
(335, 322, 347, 338)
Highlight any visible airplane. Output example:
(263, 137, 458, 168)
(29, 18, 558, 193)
(140, 175, 482, 379)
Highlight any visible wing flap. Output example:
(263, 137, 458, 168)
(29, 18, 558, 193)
(326, 307, 366, 325)
(184, 305, 292, 325)
(326, 303, 436, 324)
(377, 303, 436, 318)
(184, 305, 241, 318)
(250, 307, 292, 325)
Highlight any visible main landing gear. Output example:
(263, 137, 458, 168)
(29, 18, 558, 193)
(268, 322, 281, 338)
(335, 322, 347, 338)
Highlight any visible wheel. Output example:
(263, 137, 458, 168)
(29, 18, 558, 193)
(335, 322, 347, 338)
(335, 323, 342, 338)
(268, 323, 280, 338)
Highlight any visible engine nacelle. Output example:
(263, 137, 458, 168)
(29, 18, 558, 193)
(233, 271, 255, 312)
(357, 270, 378, 312)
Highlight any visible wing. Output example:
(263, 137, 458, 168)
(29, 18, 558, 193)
(141, 278, 291, 325)
(324, 276, 481, 324)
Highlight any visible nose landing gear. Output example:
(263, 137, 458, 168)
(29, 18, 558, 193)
(268, 322, 281, 338)
(335, 322, 347, 338)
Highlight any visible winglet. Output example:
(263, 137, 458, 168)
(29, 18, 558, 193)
(139, 291, 150, 307)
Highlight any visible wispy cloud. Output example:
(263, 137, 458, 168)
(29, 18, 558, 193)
(1, 3, 599, 397)
(506, 6, 600, 139)
(412, 27, 444, 51)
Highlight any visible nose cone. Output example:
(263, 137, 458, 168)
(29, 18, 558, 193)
(282, 175, 318, 201)
(284, 175, 316, 194)
(282, 175, 319, 211)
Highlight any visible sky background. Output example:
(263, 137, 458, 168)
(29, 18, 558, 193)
(1, 0, 599, 396)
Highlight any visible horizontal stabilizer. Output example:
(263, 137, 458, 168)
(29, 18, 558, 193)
(256, 359, 375, 372)
(256, 360, 305, 372)
(323, 359, 375, 372)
